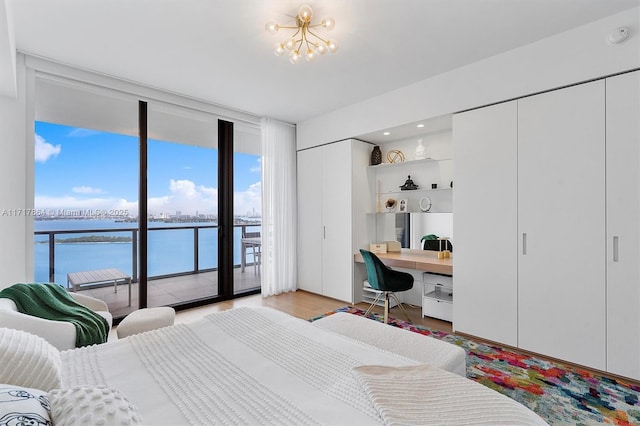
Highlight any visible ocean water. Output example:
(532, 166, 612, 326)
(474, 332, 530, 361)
(34, 219, 260, 285)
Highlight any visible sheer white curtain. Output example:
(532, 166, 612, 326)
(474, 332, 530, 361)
(261, 118, 297, 296)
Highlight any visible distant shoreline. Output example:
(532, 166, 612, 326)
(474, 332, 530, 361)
(35, 236, 134, 244)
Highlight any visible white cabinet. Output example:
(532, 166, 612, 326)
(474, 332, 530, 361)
(422, 273, 453, 322)
(606, 70, 640, 379)
(297, 148, 323, 295)
(453, 101, 518, 347)
(453, 72, 640, 378)
(517, 80, 606, 370)
(296, 139, 370, 302)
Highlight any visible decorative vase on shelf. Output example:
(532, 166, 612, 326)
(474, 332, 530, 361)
(370, 145, 382, 165)
(415, 138, 426, 160)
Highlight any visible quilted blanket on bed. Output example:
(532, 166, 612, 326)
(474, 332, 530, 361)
(61, 307, 418, 425)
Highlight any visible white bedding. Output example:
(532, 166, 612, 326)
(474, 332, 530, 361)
(61, 307, 419, 425)
(59, 307, 545, 425)
(312, 312, 467, 376)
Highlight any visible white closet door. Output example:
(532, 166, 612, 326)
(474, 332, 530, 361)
(518, 81, 606, 370)
(321, 141, 353, 302)
(296, 148, 323, 294)
(606, 71, 640, 380)
(452, 101, 518, 346)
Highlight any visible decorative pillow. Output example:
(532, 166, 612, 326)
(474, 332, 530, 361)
(48, 385, 143, 426)
(0, 327, 61, 391)
(0, 384, 51, 426)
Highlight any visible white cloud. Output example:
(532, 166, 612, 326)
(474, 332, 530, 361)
(34, 178, 261, 219)
(148, 179, 261, 217)
(72, 186, 104, 194)
(34, 134, 61, 163)
(68, 128, 100, 138)
(250, 158, 262, 174)
(35, 195, 107, 210)
(147, 179, 218, 217)
(234, 181, 261, 216)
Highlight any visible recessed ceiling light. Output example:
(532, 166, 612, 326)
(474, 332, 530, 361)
(383, 131, 390, 136)
(416, 124, 425, 128)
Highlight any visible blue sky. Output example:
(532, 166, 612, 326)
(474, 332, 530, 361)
(34, 121, 262, 217)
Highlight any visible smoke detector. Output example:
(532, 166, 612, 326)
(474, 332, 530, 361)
(608, 27, 630, 44)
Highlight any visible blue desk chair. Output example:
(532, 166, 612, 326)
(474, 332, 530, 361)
(359, 249, 414, 323)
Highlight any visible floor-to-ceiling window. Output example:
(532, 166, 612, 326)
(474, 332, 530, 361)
(233, 124, 262, 295)
(33, 121, 139, 296)
(145, 102, 220, 307)
(33, 74, 262, 318)
(33, 78, 139, 319)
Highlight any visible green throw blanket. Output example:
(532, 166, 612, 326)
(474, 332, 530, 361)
(0, 283, 108, 347)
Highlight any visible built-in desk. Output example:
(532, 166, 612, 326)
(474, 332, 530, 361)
(354, 249, 453, 321)
(353, 249, 452, 276)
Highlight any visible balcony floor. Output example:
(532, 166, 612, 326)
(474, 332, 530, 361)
(77, 267, 261, 318)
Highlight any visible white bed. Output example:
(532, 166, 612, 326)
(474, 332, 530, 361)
(1, 307, 548, 425)
(312, 311, 467, 377)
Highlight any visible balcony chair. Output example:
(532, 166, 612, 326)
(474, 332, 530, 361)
(359, 249, 414, 324)
(0, 285, 112, 350)
(242, 229, 262, 274)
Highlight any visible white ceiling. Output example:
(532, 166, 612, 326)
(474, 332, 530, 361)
(10, 0, 639, 125)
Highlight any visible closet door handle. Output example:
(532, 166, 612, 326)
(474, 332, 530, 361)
(522, 233, 527, 255)
(613, 236, 619, 262)
(323, 226, 326, 240)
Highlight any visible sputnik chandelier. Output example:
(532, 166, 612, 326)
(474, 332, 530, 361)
(265, 4, 338, 64)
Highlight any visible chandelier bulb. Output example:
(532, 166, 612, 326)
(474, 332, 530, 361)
(316, 43, 327, 55)
(284, 38, 297, 50)
(305, 49, 316, 62)
(265, 21, 279, 34)
(327, 39, 339, 53)
(322, 17, 335, 31)
(289, 50, 302, 64)
(274, 43, 285, 56)
(297, 5, 313, 23)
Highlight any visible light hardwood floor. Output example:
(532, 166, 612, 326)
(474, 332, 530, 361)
(173, 290, 453, 332)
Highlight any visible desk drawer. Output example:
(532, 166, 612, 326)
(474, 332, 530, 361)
(422, 296, 453, 322)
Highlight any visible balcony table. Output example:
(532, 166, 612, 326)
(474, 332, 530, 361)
(67, 268, 131, 306)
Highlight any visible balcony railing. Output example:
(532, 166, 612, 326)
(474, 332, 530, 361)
(34, 223, 261, 285)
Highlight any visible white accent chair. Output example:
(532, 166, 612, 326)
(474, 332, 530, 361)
(0, 292, 112, 351)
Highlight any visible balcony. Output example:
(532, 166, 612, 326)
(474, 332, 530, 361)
(35, 223, 261, 317)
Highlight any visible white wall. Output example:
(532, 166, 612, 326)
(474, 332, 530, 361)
(298, 7, 640, 149)
(0, 55, 28, 288)
(0, 0, 16, 98)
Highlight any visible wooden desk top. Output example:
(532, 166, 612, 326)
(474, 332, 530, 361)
(354, 249, 453, 276)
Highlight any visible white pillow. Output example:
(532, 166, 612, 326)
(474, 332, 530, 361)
(0, 383, 51, 426)
(49, 385, 143, 426)
(0, 327, 61, 391)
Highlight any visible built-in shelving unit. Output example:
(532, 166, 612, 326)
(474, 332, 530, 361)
(367, 157, 452, 170)
(377, 188, 452, 196)
(368, 156, 453, 214)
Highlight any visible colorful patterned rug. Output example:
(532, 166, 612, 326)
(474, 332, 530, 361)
(309, 306, 640, 426)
